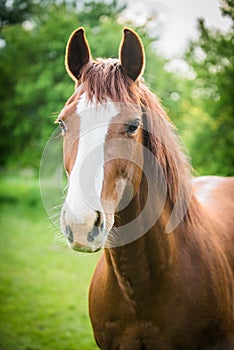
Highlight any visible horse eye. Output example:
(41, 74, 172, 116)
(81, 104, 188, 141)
(126, 119, 140, 134)
(58, 119, 66, 134)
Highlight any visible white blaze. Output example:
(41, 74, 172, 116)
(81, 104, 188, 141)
(65, 93, 119, 226)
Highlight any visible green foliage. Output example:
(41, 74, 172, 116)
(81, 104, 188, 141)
(184, 9, 234, 175)
(0, 172, 100, 350)
(0, 0, 35, 28)
(221, 0, 234, 20)
(77, 0, 126, 27)
(0, 2, 77, 167)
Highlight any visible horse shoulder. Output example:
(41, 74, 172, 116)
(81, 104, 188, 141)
(193, 176, 234, 228)
(192, 175, 234, 294)
(193, 175, 234, 204)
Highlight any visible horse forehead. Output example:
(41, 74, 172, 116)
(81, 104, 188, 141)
(58, 93, 80, 120)
(76, 93, 120, 131)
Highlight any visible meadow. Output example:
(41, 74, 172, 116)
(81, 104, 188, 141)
(0, 172, 100, 350)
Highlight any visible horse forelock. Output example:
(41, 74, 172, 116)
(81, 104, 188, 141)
(80, 59, 141, 104)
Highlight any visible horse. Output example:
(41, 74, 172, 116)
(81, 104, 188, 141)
(57, 27, 234, 350)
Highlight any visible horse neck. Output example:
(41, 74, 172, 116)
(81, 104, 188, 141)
(104, 177, 180, 299)
(103, 101, 195, 298)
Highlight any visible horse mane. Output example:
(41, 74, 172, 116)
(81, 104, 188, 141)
(80, 59, 192, 221)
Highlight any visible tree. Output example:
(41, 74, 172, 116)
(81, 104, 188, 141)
(0, 1, 78, 167)
(184, 3, 234, 176)
(0, 0, 38, 29)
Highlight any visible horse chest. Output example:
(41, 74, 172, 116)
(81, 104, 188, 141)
(90, 270, 234, 350)
(89, 279, 173, 349)
(93, 318, 170, 350)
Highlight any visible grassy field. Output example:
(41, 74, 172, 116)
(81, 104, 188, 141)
(0, 172, 100, 350)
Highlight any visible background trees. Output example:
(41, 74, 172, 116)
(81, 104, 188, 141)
(0, 0, 233, 175)
(184, 1, 234, 175)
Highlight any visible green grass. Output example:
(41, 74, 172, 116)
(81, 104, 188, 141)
(0, 172, 100, 350)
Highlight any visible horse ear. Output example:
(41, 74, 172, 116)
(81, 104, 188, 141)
(119, 28, 145, 81)
(65, 27, 91, 81)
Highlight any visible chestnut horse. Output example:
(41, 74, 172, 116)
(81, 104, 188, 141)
(58, 27, 234, 349)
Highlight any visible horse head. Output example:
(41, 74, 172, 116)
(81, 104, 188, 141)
(59, 28, 146, 252)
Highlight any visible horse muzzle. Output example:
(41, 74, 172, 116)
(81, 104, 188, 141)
(63, 224, 104, 253)
(61, 203, 112, 253)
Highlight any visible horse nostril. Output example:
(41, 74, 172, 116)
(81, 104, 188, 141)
(94, 211, 101, 227)
(87, 212, 105, 243)
(87, 227, 99, 243)
(65, 225, 74, 243)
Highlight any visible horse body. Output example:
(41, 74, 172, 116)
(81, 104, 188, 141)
(58, 27, 234, 349)
(89, 176, 234, 350)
